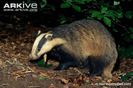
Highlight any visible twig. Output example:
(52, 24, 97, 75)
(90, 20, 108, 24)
(73, 68, 83, 75)
(28, 86, 41, 88)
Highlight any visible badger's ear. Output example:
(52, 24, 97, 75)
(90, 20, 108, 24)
(45, 34, 53, 40)
(34, 30, 42, 37)
(37, 30, 42, 35)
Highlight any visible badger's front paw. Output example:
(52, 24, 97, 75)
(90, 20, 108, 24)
(54, 64, 63, 70)
(54, 62, 78, 70)
(54, 63, 69, 70)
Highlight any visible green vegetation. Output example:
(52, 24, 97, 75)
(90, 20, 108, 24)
(39, 0, 133, 58)
(120, 72, 133, 81)
(1, 0, 133, 58)
(37, 59, 52, 68)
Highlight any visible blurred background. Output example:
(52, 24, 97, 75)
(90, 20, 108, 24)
(0, 0, 133, 58)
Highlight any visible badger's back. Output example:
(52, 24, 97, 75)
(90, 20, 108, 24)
(52, 20, 117, 61)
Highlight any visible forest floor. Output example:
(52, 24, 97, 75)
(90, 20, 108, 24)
(0, 25, 132, 88)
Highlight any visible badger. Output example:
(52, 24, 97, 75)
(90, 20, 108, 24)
(29, 19, 118, 78)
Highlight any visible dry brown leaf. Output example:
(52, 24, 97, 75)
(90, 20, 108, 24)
(0, 59, 3, 66)
(63, 85, 69, 88)
(60, 78, 69, 84)
(72, 83, 79, 88)
(48, 84, 56, 88)
(107, 79, 112, 83)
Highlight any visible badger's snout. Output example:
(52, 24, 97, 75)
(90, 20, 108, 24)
(29, 53, 39, 60)
(29, 54, 32, 59)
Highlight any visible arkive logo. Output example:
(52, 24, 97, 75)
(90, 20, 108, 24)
(3, 1, 38, 12)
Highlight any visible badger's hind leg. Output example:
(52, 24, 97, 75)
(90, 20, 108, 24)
(102, 60, 116, 78)
(86, 58, 105, 76)
(86, 56, 116, 78)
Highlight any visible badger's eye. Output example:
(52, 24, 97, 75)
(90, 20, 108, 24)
(45, 34, 53, 40)
(46, 36, 53, 40)
(38, 47, 41, 51)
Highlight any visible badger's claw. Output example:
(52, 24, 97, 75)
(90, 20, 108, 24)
(43, 54, 47, 64)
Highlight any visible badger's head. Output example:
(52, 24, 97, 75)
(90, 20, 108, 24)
(29, 31, 66, 62)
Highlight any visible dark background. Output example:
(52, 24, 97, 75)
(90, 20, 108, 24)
(0, 0, 133, 58)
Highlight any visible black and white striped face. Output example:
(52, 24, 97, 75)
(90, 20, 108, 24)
(29, 31, 66, 61)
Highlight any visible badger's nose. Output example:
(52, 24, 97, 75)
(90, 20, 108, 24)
(29, 54, 37, 63)
(29, 54, 39, 60)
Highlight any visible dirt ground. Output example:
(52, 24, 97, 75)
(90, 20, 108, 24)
(0, 25, 132, 88)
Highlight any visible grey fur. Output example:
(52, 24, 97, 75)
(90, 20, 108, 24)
(31, 19, 118, 78)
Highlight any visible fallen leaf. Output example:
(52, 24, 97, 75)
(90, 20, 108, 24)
(48, 84, 56, 88)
